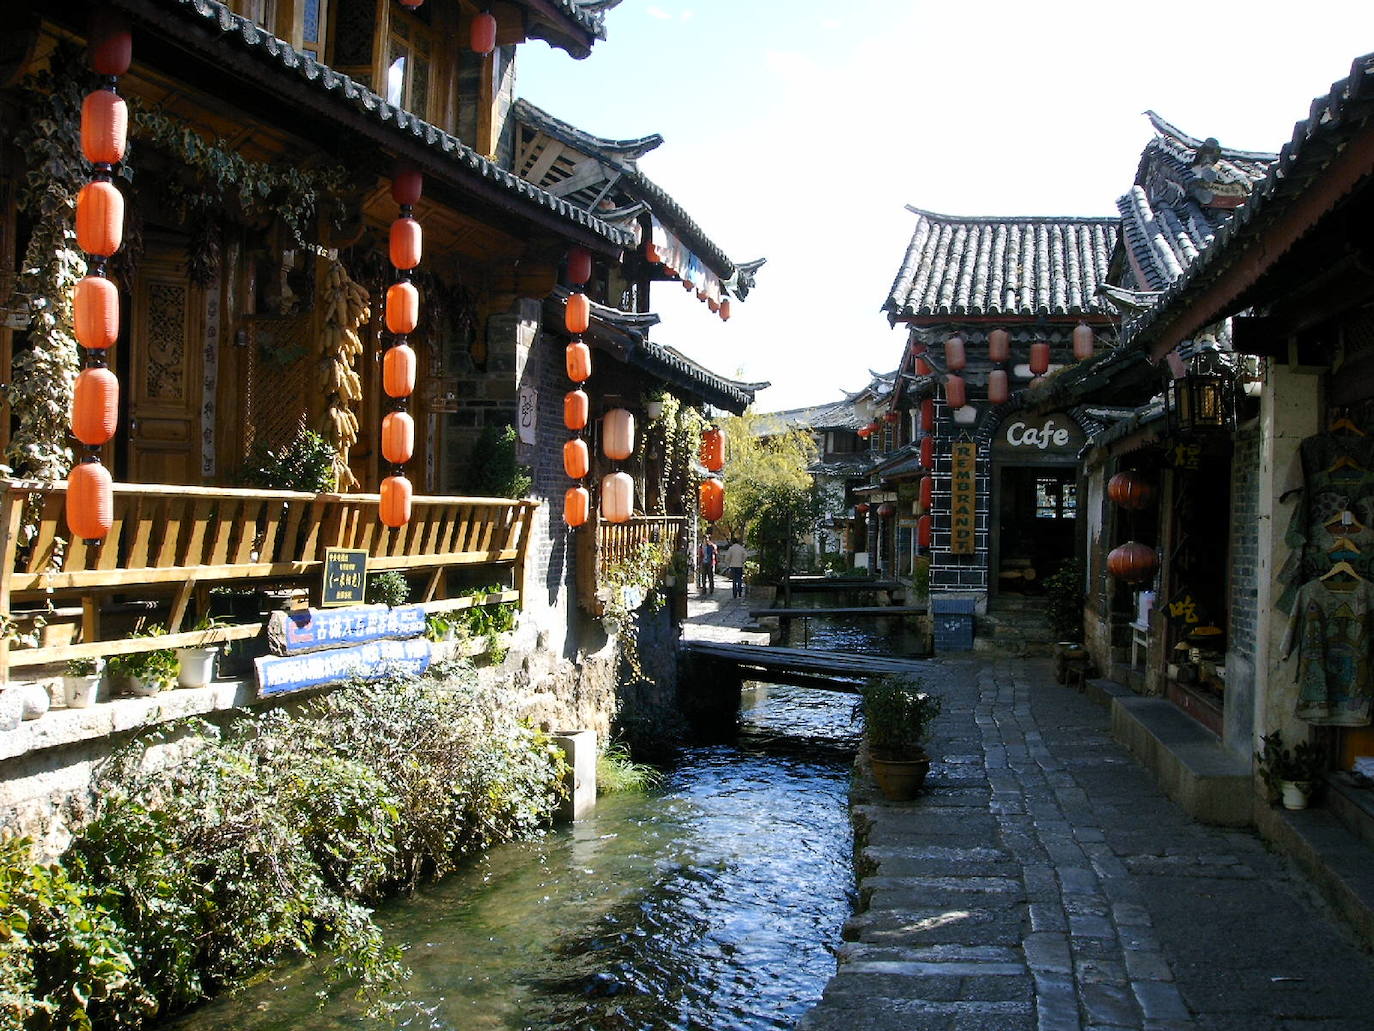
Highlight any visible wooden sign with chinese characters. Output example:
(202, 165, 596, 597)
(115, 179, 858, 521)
(950, 441, 977, 555)
(321, 547, 367, 607)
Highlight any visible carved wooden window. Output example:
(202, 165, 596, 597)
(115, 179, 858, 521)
(230, 0, 276, 30)
(301, 0, 329, 58)
(386, 15, 433, 119)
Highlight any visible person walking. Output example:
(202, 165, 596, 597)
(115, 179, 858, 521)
(723, 538, 747, 599)
(701, 537, 717, 594)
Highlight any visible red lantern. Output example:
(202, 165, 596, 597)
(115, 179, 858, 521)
(918, 514, 932, 549)
(379, 475, 412, 528)
(81, 90, 127, 166)
(945, 335, 966, 372)
(566, 342, 592, 383)
(919, 475, 933, 512)
(601, 471, 634, 524)
(855, 502, 869, 515)
(946, 374, 966, 410)
(1030, 341, 1051, 375)
(88, 14, 132, 76)
(916, 356, 933, 376)
(563, 438, 589, 479)
(66, 460, 112, 542)
(856, 425, 872, 440)
(645, 242, 660, 264)
(708, 298, 720, 314)
(1073, 322, 1095, 361)
(1107, 541, 1158, 584)
(389, 217, 422, 270)
(719, 300, 731, 321)
(72, 367, 118, 446)
(470, 10, 497, 55)
(76, 180, 124, 257)
(385, 281, 419, 335)
(681, 277, 694, 292)
(700, 477, 724, 523)
(391, 167, 423, 206)
(920, 436, 934, 469)
(988, 369, 1009, 405)
(700, 427, 725, 472)
(381, 411, 415, 465)
(565, 292, 590, 334)
(384, 343, 417, 398)
(920, 399, 934, 433)
(884, 411, 900, 424)
(564, 486, 590, 528)
(567, 246, 592, 286)
(1107, 471, 1154, 511)
(988, 328, 1010, 363)
(878, 502, 895, 518)
(603, 408, 635, 461)
(564, 389, 589, 431)
(73, 275, 119, 349)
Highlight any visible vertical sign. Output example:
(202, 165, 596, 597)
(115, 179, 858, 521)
(950, 441, 977, 555)
(518, 385, 538, 445)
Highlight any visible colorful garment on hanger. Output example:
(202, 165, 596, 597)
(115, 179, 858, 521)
(1280, 576, 1374, 726)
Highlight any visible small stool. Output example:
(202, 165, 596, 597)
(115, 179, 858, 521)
(1060, 650, 1089, 692)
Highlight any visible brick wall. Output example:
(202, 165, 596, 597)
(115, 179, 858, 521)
(1228, 426, 1261, 655)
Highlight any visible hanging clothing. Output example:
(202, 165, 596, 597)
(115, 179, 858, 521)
(1281, 576, 1374, 726)
(1280, 431, 1374, 611)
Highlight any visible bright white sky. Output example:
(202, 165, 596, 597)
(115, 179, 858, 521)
(517, 1, 1374, 413)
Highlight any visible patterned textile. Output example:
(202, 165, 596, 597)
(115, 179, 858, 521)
(1280, 577, 1374, 726)
(1280, 431, 1374, 611)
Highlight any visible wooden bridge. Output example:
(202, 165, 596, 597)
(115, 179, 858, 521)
(680, 640, 931, 692)
(779, 575, 904, 593)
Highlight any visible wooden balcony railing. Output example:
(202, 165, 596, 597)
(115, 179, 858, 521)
(0, 478, 538, 676)
(575, 513, 688, 614)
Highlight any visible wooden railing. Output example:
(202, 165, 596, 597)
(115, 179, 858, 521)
(576, 513, 688, 614)
(0, 478, 539, 675)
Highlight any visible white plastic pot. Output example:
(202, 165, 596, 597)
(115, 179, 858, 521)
(175, 647, 219, 689)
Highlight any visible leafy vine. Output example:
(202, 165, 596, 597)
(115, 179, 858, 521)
(648, 394, 705, 517)
(599, 539, 670, 680)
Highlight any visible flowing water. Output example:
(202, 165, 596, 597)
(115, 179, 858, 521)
(167, 682, 860, 1031)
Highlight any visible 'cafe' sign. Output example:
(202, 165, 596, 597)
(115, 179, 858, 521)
(992, 412, 1085, 460)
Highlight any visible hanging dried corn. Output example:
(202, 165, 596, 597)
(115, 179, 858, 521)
(317, 258, 370, 489)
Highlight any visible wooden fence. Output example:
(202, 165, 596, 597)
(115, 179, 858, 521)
(576, 514, 688, 614)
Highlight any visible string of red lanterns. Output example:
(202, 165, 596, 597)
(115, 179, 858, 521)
(563, 246, 593, 527)
(699, 425, 725, 523)
(67, 12, 132, 544)
(379, 165, 423, 527)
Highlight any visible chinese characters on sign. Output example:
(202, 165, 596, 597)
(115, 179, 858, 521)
(321, 548, 368, 607)
(271, 604, 428, 654)
(950, 441, 977, 555)
(256, 638, 431, 696)
(518, 385, 538, 445)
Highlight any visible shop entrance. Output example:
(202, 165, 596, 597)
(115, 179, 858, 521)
(995, 466, 1078, 594)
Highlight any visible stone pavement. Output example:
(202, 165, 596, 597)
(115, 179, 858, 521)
(681, 585, 772, 645)
(798, 656, 1374, 1031)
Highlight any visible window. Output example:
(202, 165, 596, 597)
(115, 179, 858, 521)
(232, 0, 275, 30)
(301, 0, 328, 58)
(386, 14, 433, 117)
(1035, 477, 1077, 519)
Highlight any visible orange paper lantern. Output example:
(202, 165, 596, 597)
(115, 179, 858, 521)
(385, 281, 419, 335)
(601, 471, 634, 523)
(603, 408, 635, 461)
(71, 367, 119, 446)
(920, 436, 934, 469)
(81, 89, 127, 165)
(564, 389, 589, 431)
(916, 356, 933, 376)
(1107, 541, 1158, 584)
(1073, 322, 1095, 361)
(988, 328, 1010, 363)
(919, 475, 933, 512)
(563, 438, 589, 479)
(379, 475, 412, 528)
(73, 275, 119, 349)
(945, 335, 966, 372)
(946, 374, 966, 410)
(389, 217, 422, 270)
(66, 461, 112, 541)
(564, 486, 590, 527)
(920, 399, 934, 433)
(918, 514, 932, 549)
(383, 343, 417, 398)
(1030, 341, 1051, 375)
(567, 246, 592, 286)
(76, 180, 123, 257)
(566, 341, 592, 383)
(988, 369, 1009, 405)
(470, 11, 497, 54)
(391, 167, 423, 206)
(88, 16, 132, 77)
(565, 291, 590, 334)
(1107, 471, 1154, 511)
(720, 299, 731, 321)
(700, 427, 725, 472)
(699, 477, 724, 522)
(381, 411, 415, 465)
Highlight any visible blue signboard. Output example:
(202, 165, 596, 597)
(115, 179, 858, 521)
(271, 604, 427, 655)
(256, 637, 431, 697)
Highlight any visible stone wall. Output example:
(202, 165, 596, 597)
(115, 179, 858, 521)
(1223, 422, 1261, 755)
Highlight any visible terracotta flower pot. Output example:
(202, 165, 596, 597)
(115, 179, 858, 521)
(870, 754, 932, 801)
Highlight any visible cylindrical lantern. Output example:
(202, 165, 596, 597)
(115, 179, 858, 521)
(81, 89, 128, 166)
(566, 341, 592, 383)
(920, 435, 934, 469)
(601, 471, 634, 523)
(383, 343, 417, 398)
(920, 399, 934, 433)
(564, 486, 590, 528)
(603, 408, 635, 461)
(72, 367, 119, 445)
(88, 15, 132, 76)
(1107, 471, 1154, 511)
(385, 281, 419, 335)
(565, 291, 590, 334)
(567, 246, 592, 286)
(564, 389, 589, 431)
(66, 460, 113, 542)
(73, 275, 119, 349)
(563, 438, 589, 479)
(988, 369, 1009, 405)
(379, 475, 413, 528)
(700, 477, 724, 523)
(946, 374, 966, 410)
(919, 475, 933, 512)
(916, 356, 933, 377)
(855, 502, 869, 515)
(76, 180, 124, 257)
(1107, 541, 1158, 584)
(391, 168, 423, 206)
(700, 426, 725, 472)
(878, 502, 895, 518)
(857, 424, 872, 440)
(1073, 322, 1095, 361)
(1030, 341, 1051, 375)
(944, 335, 966, 372)
(389, 217, 422, 270)
(719, 299, 730, 321)
(381, 411, 415, 465)
(918, 514, 933, 549)
(471, 10, 497, 54)
(988, 328, 1010, 363)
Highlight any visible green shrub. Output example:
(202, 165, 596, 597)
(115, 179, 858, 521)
(1043, 560, 1085, 642)
(366, 571, 409, 607)
(856, 675, 942, 761)
(465, 424, 531, 499)
(235, 426, 336, 493)
(595, 742, 661, 795)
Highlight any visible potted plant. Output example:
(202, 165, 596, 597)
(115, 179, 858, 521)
(1256, 730, 1325, 810)
(108, 628, 179, 696)
(857, 674, 942, 800)
(175, 617, 221, 688)
(62, 658, 105, 708)
(644, 388, 668, 421)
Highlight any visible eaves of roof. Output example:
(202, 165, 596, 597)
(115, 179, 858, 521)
(622, 171, 737, 280)
(511, 98, 662, 167)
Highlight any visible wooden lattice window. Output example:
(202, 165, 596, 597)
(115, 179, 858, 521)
(386, 14, 433, 119)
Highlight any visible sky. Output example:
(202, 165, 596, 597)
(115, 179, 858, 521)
(517, 1, 1374, 414)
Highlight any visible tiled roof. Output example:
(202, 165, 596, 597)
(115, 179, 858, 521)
(124, 0, 634, 248)
(754, 400, 865, 434)
(511, 98, 662, 168)
(1124, 52, 1374, 351)
(885, 208, 1118, 320)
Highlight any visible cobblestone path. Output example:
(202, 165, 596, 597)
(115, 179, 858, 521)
(799, 657, 1374, 1031)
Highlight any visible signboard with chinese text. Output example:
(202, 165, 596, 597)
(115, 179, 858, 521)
(518, 385, 538, 445)
(268, 603, 427, 655)
(321, 548, 367, 607)
(256, 637, 431, 697)
(950, 441, 977, 555)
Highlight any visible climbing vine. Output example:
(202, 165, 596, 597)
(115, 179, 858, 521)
(599, 539, 670, 680)
(648, 394, 705, 517)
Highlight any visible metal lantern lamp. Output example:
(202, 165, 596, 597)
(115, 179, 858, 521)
(1167, 347, 1234, 435)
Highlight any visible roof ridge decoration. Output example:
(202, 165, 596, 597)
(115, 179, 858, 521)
(1143, 111, 1279, 164)
(512, 98, 663, 166)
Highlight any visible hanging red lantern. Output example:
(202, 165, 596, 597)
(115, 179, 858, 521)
(988, 369, 1009, 405)
(700, 477, 725, 522)
(854, 502, 869, 515)
(916, 356, 933, 376)
(564, 389, 589, 431)
(66, 460, 113, 542)
(601, 471, 634, 523)
(644, 242, 660, 264)
(988, 328, 1010, 363)
(1107, 471, 1154, 511)
(567, 246, 592, 286)
(379, 475, 413, 528)
(878, 502, 895, 518)
(919, 475, 933, 512)
(944, 335, 967, 372)
(946, 374, 967, 410)
(399, 0, 425, 8)
(470, 10, 497, 55)
(76, 180, 124, 257)
(719, 300, 731, 321)
(566, 341, 592, 383)
(1073, 322, 1095, 362)
(72, 367, 119, 446)
(391, 167, 423, 206)
(383, 343, 417, 398)
(1030, 341, 1051, 375)
(563, 438, 589, 479)
(81, 89, 127, 166)
(603, 408, 635, 461)
(920, 435, 934, 469)
(88, 13, 132, 76)
(681, 277, 694, 292)
(389, 217, 422, 270)
(566, 292, 590, 334)
(918, 514, 933, 549)
(700, 427, 725, 472)
(856, 424, 872, 440)
(1107, 541, 1158, 583)
(73, 275, 119, 349)
(884, 411, 900, 424)
(920, 399, 934, 433)
(564, 486, 590, 528)
(385, 281, 419, 335)
(381, 411, 415, 465)
(708, 298, 720, 314)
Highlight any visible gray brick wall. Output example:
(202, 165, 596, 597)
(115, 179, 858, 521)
(1228, 425, 1261, 654)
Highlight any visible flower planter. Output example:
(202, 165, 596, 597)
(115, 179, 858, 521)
(175, 646, 219, 688)
(870, 755, 932, 801)
(62, 673, 104, 708)
(1280, 780, 1312, 810)
(124, 675, 167, 697)
(18, 681, 49, 720)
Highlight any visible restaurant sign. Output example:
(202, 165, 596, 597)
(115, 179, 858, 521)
(991, 412, 1085, 460)
(950, 441, 977, 555)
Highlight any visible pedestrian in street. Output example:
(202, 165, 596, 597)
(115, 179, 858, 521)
(723, 538, 747, 599)
(701, 536, 717, 593)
